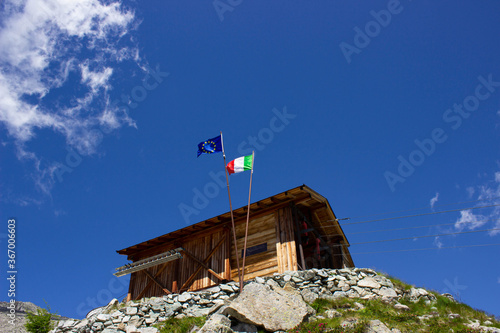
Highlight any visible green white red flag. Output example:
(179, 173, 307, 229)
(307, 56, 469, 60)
(227, 155, 253, 174)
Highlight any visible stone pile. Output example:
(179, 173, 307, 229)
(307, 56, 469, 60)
(51, 268, 444, 333)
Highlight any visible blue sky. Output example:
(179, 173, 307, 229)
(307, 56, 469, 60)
(1, 0, 499, 320)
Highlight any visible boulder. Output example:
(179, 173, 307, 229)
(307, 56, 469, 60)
(224, 282, 309, 332)
(198, 314, 233, 333)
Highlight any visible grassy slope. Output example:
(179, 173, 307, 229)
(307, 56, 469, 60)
(154, 275, 500, 333)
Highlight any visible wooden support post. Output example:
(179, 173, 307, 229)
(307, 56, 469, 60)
(172, 258, 179, 293)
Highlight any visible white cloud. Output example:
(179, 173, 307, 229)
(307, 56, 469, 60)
(455, 171, 500, 236)
(454, 210, 487, 231)
(466, 186, 475, 198)
(0, 0, 143, 194)
(430, 192, 439, 209)
(434, 236, 443, 249)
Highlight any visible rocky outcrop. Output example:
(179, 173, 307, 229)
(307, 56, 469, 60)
(51, 267, 498, 333)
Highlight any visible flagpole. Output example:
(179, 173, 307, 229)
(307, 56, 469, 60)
(220, 131, 243, 290)
(240, 150, 254, 290)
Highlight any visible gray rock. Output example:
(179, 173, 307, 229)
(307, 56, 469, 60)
(254, 277, 265, 284)
(178, 292, 192, 302)
(377, 287, 398, 299)
(220, 284, 234, 293)
(128, 317, 144, 328)
(332, 291, 347, 298)
(126, 307, 138, 316)
(265, 279, 281, 289)
(97, 314, 111, 322)
(102, 329, 121, 333)
(358, 277, 381, 289)
(354, 302, 365, 310)
(224, 282, 309, 332)
(300, 288, 319, 304)
(303, 270, 316, 281)
(125, 325, 138, 333)
(198, 314, 233, 333)
(111, 310, 122, 317)
(394, 303, 410, 311)
(325, 309, 342, 318)
(367, 319, 392, 333)
(352, 286, 368, 297)
(138, 328, 159, 333)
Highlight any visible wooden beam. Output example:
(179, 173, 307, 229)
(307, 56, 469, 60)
(135, 263, 169, 300)
(143, 270, 172, 294)
(182, 249, 225, 281)
(179, 236, 226, 291)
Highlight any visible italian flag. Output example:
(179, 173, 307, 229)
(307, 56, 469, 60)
(227, 155, 253, 175)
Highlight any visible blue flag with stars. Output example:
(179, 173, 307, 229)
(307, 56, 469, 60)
(197, 135, 223, 157)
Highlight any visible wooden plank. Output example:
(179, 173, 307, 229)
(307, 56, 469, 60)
(183, 249, 225, 281)
(231, 259, 279, 281)
(274, 210, 283, 274)
(135, 262, 169, 300)
(179, 236, 226, 291)
(238, 266, 280, 281)
(143, 270, 171, 294)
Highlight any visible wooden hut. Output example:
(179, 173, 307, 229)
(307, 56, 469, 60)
(115, 185, 354, 301)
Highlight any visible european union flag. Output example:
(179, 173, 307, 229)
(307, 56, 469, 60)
(197, 135, 223, 157)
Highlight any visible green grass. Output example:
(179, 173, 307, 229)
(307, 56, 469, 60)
(155, 316, 206, 333)
(385, 275, 414, 291)
(301, 294, 500, 333)
(286, 320, 368, 333)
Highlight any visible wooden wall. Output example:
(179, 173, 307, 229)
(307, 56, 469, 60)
(129, 227, 230, 299)
(230, 212, 279, 281)
(128, 205, 305, 298)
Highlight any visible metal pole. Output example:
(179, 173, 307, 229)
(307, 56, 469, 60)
(240, 151, 254, 291)
(220, 131, 242, 289)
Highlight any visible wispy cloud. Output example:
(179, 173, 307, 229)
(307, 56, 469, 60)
(434, 236, 443, 249)
(455, 171, 500, 236)
(430, 192, 439, 210)
(0, 0, 143, 194)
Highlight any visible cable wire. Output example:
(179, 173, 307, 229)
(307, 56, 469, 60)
(335, 196, 500, 221)
(350, 243, 500, 255)
(343, 228, 500, 247)
(330, 220, 497, 235)
(339, 204, 500, 226)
